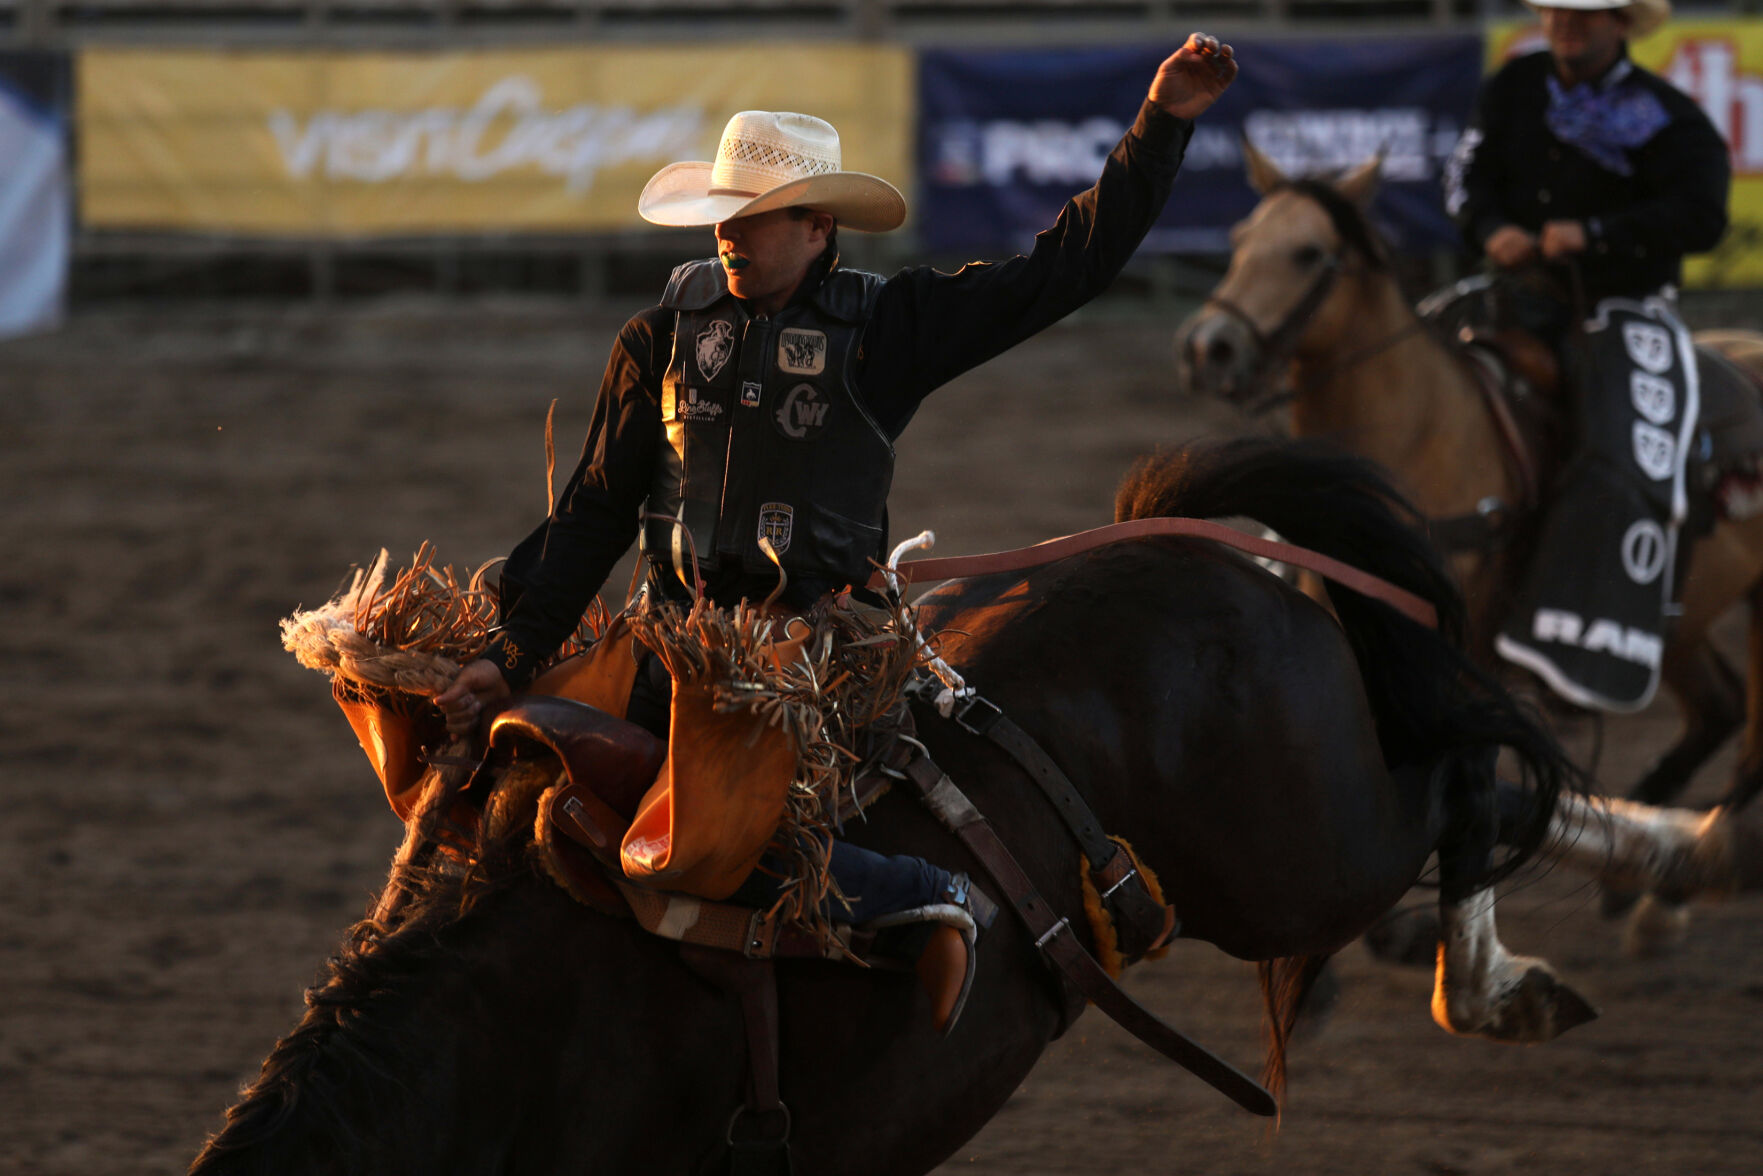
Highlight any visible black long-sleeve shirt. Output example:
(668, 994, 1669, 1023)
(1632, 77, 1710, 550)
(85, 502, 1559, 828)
(1443, 49, 1729, 302)
(485, 101, 1194, 688)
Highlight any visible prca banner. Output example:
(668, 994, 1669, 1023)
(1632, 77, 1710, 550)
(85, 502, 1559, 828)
(918, 37, 1482, 255)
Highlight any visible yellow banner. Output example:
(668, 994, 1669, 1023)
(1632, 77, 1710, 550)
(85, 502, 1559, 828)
(1487, 20, 1763, 287)
(78, 45, 914, 235)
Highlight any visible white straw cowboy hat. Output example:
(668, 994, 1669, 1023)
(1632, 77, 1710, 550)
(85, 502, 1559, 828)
(638, 110, 906, 233)
(1523, 0, 1670, 39)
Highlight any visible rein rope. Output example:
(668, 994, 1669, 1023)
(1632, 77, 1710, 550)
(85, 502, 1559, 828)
(865, 515, 1439, 630)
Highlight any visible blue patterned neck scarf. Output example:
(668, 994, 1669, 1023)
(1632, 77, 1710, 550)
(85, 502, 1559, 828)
(1545, 63, 1671, 177)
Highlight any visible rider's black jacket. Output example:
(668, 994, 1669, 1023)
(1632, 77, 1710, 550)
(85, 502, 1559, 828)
(484, 102, 1194, 690)
(1444, 48, 1729, 303)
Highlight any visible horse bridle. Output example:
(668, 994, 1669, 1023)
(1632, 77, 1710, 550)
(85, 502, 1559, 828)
(1199, 252, 1344, 413)
(1199, 191, 1435, 417)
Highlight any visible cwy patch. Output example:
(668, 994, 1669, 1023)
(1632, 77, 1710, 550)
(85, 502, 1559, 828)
(775, 384, 830, 440)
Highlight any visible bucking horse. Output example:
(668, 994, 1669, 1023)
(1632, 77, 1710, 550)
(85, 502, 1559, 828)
(189, 438, 1763, 1176)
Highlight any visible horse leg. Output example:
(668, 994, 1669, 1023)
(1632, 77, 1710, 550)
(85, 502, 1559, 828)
(1615, 592, 1763, 944)
(1710, 587, 1763, 813)
(1629, 640, 1742, 808)
(1600, 640, 1744, 917)
(1544, 786, 1757, 954)
(1430, 749, 1598, 1042)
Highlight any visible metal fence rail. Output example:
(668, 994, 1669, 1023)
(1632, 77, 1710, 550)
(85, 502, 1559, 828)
(5, 0, 1501, 47)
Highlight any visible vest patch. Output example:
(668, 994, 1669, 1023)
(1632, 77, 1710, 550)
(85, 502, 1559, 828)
(778, 328, 828, 375)
(696, 320, 735, 381)
(740, 381, 762, 408)
(775, 383, 831, 440)
(678, 387, 723, 423)
(758, 502, 794, 554)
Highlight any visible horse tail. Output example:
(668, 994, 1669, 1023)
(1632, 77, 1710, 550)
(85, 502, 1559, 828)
(1255, 953, 1333, 1112)
(1115, 436, 1577, 885)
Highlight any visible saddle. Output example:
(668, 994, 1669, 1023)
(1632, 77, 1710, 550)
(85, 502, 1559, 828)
(1692, 341, 1763, 521)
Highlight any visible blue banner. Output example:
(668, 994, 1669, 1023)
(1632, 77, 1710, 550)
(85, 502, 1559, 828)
(918, 36, 1483, 256)
(0, 51, 70, 339)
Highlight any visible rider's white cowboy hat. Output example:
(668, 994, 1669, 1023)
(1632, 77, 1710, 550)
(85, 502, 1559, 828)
(1523, 0, 1670, 39)
(637, 110, 906, 233)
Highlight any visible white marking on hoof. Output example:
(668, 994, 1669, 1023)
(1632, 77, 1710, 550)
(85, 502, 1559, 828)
(1546, 795, 1733, 899)
(1432, 889, 1598, 1043)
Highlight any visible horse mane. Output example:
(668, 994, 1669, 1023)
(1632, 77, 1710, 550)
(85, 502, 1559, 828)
(189, 764, 548, 1175)
(1272, 178, 1391, 272)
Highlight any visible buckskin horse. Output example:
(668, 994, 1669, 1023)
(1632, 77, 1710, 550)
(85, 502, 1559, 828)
(195, 437, 1753, 1176)
(1175, 145, 1763, 947)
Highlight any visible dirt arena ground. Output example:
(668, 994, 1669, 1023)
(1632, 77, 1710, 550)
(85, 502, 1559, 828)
(6, 299, 1763, 1175)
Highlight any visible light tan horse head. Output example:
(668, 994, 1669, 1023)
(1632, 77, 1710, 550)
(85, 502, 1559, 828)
(1175, 142, 1389, 406)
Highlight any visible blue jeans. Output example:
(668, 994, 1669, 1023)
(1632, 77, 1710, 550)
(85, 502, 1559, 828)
(731, 839, 952, 923)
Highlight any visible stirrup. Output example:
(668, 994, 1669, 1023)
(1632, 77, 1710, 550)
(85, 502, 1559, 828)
(864, 873, 995, 1036)
(866, 905, 977, 1034)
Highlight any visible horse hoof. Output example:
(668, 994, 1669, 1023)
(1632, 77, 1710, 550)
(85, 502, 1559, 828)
(1623, 895, 1691, 958)
(1362, 907, 1440, 969)
(1598, 884, 1642, 920)
(1435, 961, 1600, 1043)
(1539, 970, 1600, 1038)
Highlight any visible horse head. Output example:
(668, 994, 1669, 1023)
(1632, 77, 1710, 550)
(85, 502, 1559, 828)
(1176, 141, 1388, 408)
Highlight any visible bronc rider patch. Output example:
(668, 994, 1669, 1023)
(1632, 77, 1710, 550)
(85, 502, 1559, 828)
(777, 328, 828, 375)
(696, 320, 735, 381)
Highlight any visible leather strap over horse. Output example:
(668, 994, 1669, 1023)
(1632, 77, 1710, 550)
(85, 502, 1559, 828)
(866, 515, 1438, 630)
(904, 675, 1176, 963)
(890, 740, 1277, 1118)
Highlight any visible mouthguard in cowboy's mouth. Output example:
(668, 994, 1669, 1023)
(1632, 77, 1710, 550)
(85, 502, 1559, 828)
(721, 252, 751, 271)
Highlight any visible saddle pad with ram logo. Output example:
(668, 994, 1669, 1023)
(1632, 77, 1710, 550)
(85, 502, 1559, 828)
(1495, 296, 1699, 712)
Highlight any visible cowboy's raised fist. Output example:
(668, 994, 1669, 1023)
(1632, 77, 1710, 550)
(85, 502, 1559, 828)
(1149, 34, 1238, 120)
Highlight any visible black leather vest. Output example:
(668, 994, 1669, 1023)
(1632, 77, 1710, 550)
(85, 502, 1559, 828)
(641, 258, 893, 589)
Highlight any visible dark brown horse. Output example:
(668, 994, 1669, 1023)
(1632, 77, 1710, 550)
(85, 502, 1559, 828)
(190, 439, 1588, 1176)
(1176, 147, 1763, 837)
